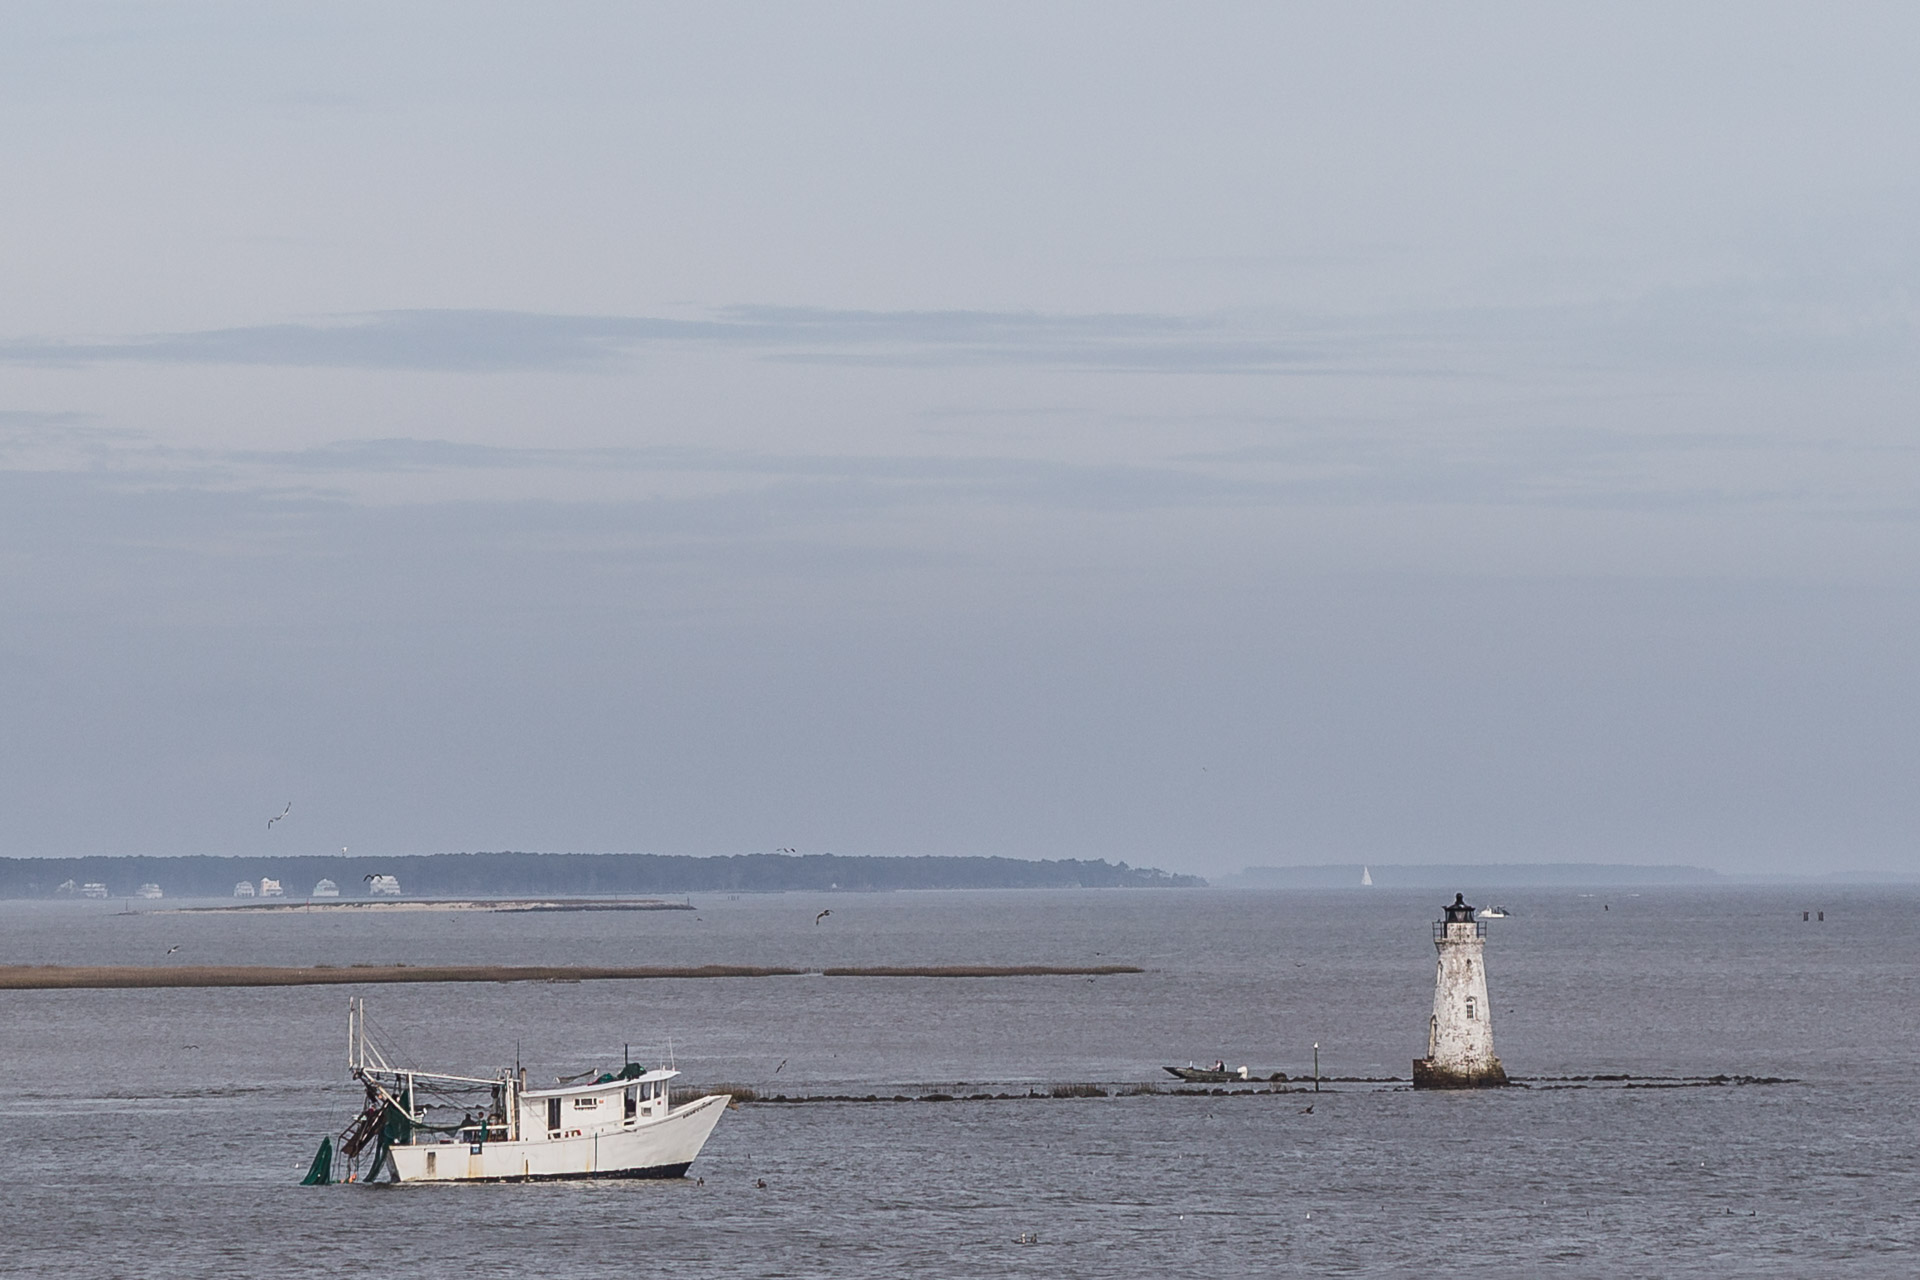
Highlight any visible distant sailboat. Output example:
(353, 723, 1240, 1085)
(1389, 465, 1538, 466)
(1361, 866, 1373, 886)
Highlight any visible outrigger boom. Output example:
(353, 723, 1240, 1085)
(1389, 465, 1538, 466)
(322, 997, 729, 1184)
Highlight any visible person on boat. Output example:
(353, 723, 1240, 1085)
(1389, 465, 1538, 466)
(1213, 1060, 1225, 1073)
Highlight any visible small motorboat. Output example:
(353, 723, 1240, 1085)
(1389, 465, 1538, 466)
(1164, 1062, 1253, 1083)
(1476, 905, 1511, 919)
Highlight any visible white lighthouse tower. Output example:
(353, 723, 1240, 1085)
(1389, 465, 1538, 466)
(1413, 893, 1507, 1088)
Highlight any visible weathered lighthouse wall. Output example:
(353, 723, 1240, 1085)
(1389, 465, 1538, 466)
(1414, 917, 1507, 1088)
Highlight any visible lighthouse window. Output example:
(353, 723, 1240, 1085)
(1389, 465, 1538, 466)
(1465, 997, 1477, 1020)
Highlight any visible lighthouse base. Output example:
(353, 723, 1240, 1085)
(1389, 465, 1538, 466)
(1412, 1057, 1508, 1089)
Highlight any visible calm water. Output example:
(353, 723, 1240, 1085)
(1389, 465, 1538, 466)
(1, 886, 1914, 1277)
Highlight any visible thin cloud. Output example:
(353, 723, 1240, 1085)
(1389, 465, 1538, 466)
(0, 311, 721, 372)
(0, 306, 1378, 375)
(12, 425, 1871, 520)
(4, 278, 1901, 377)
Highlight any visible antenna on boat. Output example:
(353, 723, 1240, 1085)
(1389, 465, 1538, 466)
(624, 1042, 630, 1067)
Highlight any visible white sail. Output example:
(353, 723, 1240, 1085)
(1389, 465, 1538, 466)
(1361, 866, 1372, 886)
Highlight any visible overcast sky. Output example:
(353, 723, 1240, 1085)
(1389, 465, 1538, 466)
(3, 3, 1918, 876)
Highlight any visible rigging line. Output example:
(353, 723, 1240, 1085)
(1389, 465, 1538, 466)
(357, 1010, 433, 1077)
(416, 1079, 497, 1095)
(414, 1087, 494, 1109)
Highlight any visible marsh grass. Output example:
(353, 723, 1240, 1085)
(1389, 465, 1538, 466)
(1048, 1082, 1109, 1098)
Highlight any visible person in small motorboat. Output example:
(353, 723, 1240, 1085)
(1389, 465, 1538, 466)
(1213, 1060, 1226, 1073)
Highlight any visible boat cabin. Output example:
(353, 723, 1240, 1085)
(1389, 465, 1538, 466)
(370, 1066, 681, 1150)
(516, 1069, 678, 1142)
(347, 1001, 682, 1149)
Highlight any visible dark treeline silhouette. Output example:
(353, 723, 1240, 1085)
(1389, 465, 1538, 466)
(0, 851, 1204, 899)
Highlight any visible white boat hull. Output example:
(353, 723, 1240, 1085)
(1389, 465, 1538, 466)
(387, 1093, 729, 1182)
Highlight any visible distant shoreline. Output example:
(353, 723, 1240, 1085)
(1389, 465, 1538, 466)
(0, 963, 1145, 990)
(1226, 862, 1728, 889)
(173, 897, 694, 914)
(0, 851, 1203, 900)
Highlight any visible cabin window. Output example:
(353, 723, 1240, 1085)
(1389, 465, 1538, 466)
(547, 1098, 561, 1133)
(1465, 997, 1477, 1020)
(625, 1088, 638, 1120)
(425, 1151, 436, 1176)
(573, 1096, 598, 1109)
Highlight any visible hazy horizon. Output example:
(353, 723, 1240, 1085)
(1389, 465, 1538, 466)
(5, 5, 1920, 879)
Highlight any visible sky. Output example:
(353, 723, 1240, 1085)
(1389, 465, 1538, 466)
(2, 3, 1918, 877)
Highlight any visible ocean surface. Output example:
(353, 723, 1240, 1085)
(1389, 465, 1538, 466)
(0, 885, 1914, 1277)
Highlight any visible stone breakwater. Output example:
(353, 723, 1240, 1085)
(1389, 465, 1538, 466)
(0, 963, 1144, 989)
(733, 1075, 1796, 1104)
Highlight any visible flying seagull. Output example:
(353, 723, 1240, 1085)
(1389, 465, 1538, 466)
(166, 945, 179, 955)
(815, 909, 831, 925)
(266, 802, 292, 830)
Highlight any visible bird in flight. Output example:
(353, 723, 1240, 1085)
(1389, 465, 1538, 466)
(266, 802, 292, 830)
(777, 847, 797, 854)
(166, 945, 179, 955)
(815, 909, 831, 925)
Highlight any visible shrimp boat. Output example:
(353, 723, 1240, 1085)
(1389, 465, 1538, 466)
(312, 998, 729, 1184)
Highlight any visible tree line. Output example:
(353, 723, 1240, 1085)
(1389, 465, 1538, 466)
(0, 851, 1204, 899)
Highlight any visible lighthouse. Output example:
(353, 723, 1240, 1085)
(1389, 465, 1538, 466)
(1412, 893, 1507, 1088)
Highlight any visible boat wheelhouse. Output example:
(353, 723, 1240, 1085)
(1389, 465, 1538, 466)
(324, 998, 728, 1183)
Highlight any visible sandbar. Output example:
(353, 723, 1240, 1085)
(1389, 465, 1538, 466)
(0, 962, 1143, 989)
